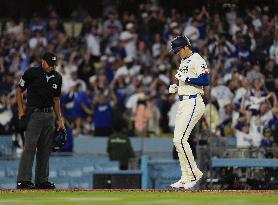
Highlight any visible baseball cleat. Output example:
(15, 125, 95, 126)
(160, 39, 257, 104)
(183, 173, 203, 190)
(170, 179, 187, 188)
(170, 179, 193, 188)
(170, 173, 203, 189)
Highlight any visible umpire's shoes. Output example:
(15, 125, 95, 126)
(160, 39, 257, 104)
(17, 181, 35, 189)
(35, 181, 56, 189)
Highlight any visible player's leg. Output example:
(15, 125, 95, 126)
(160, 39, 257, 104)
(182, 96, 205, 179)
(176, 145, 190, 179)
(35, 113, 55, 188)
(181, 96, 206, 189)
(172, 97, 196, 187)
(173, 96, 205, 181)
(170, 143, 191, 188)
(17, 113, 43, 187)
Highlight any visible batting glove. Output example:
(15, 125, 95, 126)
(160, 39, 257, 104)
(175, 71, 189, 82)
(169, 84, 178, 94)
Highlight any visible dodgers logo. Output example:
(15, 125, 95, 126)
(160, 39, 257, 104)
(180, 65, 188, 73)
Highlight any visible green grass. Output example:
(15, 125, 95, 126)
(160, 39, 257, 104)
(0, 191, 278, 205)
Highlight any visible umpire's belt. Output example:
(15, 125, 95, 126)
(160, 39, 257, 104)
(179, 94, 197, 101)
(33, 107, 53, 113)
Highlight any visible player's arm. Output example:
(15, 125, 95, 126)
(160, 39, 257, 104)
(175, 60, 210, 86)
(16, 87, 25, 119)
(16, 69, 32, 119)
(168, 74, 179, 94)
(53, 97, 65, 128)
(176, 71, 209, 86)
(53, 76, 65, 130)
(175, 70, 209, 86)
(189, 73, 209, 86)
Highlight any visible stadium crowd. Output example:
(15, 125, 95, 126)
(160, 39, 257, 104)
(0, 2, 278, 154)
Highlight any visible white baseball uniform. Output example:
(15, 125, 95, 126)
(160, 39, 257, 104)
(172, 53, 208, 181)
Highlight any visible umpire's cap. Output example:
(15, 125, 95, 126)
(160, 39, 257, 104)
(170, 35, 191, 54)
(42, 52, 57, 67)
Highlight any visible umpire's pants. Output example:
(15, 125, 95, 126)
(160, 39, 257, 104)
(17, 110, 54, 184)
(173, 94, 205, 181)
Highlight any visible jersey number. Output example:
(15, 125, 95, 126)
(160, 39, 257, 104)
(19, 78, 25, 87)
(52, 84, 57, 89)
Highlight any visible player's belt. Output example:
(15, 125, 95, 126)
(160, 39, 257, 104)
(33, 107, 53, 113)
(178, 94, 197, 101)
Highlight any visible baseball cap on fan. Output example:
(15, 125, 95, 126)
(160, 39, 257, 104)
(42, 52, 58, 67)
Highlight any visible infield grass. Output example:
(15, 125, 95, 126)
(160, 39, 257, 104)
(0, 190, 278, 205)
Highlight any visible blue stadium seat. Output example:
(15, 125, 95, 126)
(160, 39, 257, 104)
(0, 155, 118, 189)
(0, 177, 16, 189)
(226, 137, 236, 147)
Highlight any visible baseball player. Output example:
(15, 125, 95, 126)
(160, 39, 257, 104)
(168, 35, 209, 189)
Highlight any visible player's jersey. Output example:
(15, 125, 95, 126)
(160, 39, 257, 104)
(177, 53, 208, 96)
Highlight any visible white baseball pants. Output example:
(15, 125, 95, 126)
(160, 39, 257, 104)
(173, 94, 205, 181)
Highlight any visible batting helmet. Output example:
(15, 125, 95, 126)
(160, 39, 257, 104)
(170, 35, 191, 54)
(52, 129, 67, 152)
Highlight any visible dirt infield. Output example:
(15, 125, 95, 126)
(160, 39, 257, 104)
(1, 189, 278, 194)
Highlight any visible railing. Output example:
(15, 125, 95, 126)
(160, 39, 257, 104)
(195, 145, 278, 190)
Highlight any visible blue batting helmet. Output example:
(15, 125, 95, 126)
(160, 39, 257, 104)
(170, 35, 191, 54)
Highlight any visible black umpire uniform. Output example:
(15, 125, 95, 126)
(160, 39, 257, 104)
(16, 52, 64, 189)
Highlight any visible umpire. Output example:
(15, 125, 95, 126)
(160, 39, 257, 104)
(16, 52, 65, 189)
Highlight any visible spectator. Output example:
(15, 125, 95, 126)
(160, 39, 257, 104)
(103, 11, 122, 37)
(269, 34, 278, 64)
(203, 89, 220, 134)
(242, 79, 270, 115)
(93, 90, 117, 137)
(208, 33, 236, 63)
(46, 16, 65, 47)
(134, 96, 152, 137)
(147, 97, 161, 136)
(246, 7, 262, 32)
(29, 29, 47, 49)
(119, 23, 137, 59)
(111, 76, 128, 111)
(85, 25, 101, 62)
(138, 41, 153, 67)
(6, 18, 23, 35)
(107, 118, 134, 170)
(233, 120, 253, 148)
(183, 19, 200, 47)
(71, 86, 94, 135)
(231, 17, 248, 37)
(210, 74, 234, 122)
(217, 101, 234, 138)
(29, 13, 46, 32)
(263, 60, 278, 91)
(260, 128, 273, 148)
(210, 13, 224, 34)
